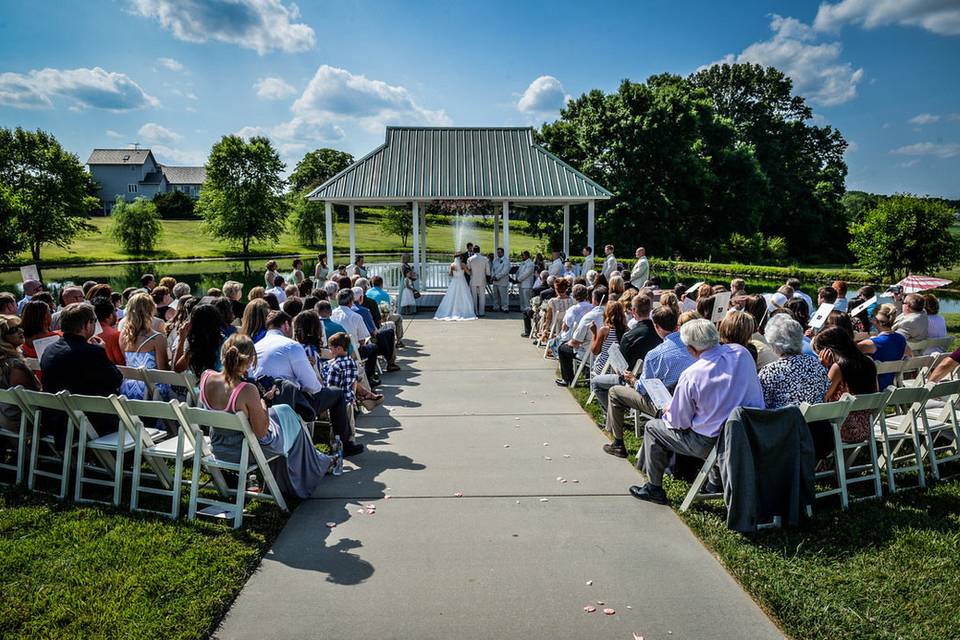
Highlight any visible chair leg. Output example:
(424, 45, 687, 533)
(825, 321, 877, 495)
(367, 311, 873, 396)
(16, 413, 27, 485)
(832, 424, 849, 509)
(130, 433, 144, 512)
(27, 410, 41, 491)
(170, 431, 185, 520)
(188, 441, 202, 521)
(112, 437, 124, 507)
(912, 431, 927, 489)
(867, 433, 882, 499)
(925, 429, 940, 481)
(234, 444, 250, 529)
(679, 447, 717, 513)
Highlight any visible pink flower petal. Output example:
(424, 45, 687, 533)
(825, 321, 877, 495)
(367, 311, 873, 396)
(384, 495, 392, 499)
(633, 634, 644, 640)
(454, 492, 463, 497)
(603, 608, 615, 615)
(325, 522, 337, 528)
(597, 601, 605, 605)
(366, 508, 376, 514)
(583, 606, 596, 613)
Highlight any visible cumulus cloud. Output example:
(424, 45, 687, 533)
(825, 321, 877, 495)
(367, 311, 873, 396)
(891, 142, 960, 158)
(814, 0, 960, 37)
(139, 122, 182, 143)
(517, 76, 571, 115)
(706, 15, 863, 107)
(157, 57, 185, 72)
(909, 113, 941, 125)
(254, 76, 296, 100)
(130, 0, 316, 54)
(151, 145, 207, 165)
(0, 66, 158, 110)
(106, 129, 124, 139)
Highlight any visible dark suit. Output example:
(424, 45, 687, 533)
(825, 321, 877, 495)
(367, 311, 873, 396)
(620, 319, 662, 370)
(41, 333, 124, 441)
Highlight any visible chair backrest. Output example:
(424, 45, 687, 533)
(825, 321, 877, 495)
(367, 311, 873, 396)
(181, 404, 252, 433)
(925, 337, 954, 355)
(141, 368, 199, 405)
(15, 388, 68, 411)
(886, 385, 930, 411)
(799, 397, 854, 424)
(59, 392, 130, 441)
(117, 365, 157, 399)
(900, 355, 934, 383)
(842, 388, 894, 414)
(0, 386, 27, 412)
(115, 395, 193, 450)
(874, 359, 907, 376)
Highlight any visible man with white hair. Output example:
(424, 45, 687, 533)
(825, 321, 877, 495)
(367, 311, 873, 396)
(630, 318, 764, 505)
(548, 251, 564, 278)
(601, 244, 617, 279)
(630, 247, 649, 288)
(18, 279, 42, 313)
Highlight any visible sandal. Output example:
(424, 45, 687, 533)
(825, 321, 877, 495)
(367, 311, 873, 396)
(361, 396, 384, 411)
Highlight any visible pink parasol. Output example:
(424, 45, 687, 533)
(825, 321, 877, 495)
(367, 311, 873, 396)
(895, 274, 953, 293)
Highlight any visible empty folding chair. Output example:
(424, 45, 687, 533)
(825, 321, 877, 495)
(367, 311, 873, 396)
(912, 380, 960, 481)
(898, 355, 934, 387)
(16, 388, 76, 499)
(875, 386, 930, 493)
(0, 387, 31, 484)
(179, 405, 288, 528)
(799, 397, 855, 509)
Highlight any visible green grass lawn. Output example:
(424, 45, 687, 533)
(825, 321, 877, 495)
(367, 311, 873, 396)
(567, 385, 960, 640)
(11, 215, 543, 267)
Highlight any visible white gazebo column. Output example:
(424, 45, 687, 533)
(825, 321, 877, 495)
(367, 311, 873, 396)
(587, 200, 595, 257)
(562, 204, 570, 258)
(324, 201, 334, 270)
(348, 204, 356, 266)
(493, 211, 500, 253)
(412, 201, 421, 277)
(502, 201, 510, 258)
(419, 208, 427, 267)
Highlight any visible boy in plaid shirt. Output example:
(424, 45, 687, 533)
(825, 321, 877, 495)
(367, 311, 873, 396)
(321, 332, 359, 404)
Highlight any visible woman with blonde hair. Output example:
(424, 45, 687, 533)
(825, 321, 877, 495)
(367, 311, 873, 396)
(119, 292, 170, 399)
(248, 286, 265, 302)
(199, 333, 332, 498)
(607, 274, 625, 299)
(240, 298, 270, 343)
(859, 303, 908, 389)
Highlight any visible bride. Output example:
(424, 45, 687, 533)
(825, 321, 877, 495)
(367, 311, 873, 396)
(434, 254, 477, 321)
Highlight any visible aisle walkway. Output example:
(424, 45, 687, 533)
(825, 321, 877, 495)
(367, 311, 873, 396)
(216, 316, 783, 639)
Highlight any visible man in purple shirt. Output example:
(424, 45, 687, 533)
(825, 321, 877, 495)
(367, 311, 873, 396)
(631, 319, 764, 505)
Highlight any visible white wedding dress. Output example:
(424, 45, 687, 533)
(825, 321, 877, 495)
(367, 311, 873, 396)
(434, 258, 477, 321)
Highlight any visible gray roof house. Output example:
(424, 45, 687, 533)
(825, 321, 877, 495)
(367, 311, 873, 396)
(86, 148, 206, 212)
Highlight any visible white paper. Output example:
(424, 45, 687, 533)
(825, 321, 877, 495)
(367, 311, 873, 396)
(94, 321, 103, 336)
(606, 344, 628, 375)
(644, 378, 673, 410)
(711, 291, 732, 324)
(685, 281, 705, 296)
(849, 295, 877, 317)
(681, 297, 697, 313)
(19, 264, 40, 283)
(808, 303, 835, 329)
(32, 334, 61, 361)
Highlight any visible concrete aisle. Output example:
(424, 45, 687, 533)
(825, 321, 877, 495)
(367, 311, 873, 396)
(216, 315, 783, 640)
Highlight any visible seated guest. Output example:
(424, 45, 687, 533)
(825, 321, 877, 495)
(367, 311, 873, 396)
(266, 275, 288, 304)
(556, 286, 606, 386)
(784, 298, 816, 356)
(282, 297, 304, 319)
(351, 286, 399, 372)
(832, 281, 848, 312)
(0, 315, 40, 433)
(893, 293, 928, 341)
(741, 295, 777, 369)
(541, 278, 574, 343)
(630, 319, 763, 504)
(812, 327, 878, 459)
(41, 303, 123, 439)
(253, 311, 361, 455)
(620, 294, 661, 369)
(730, 279, 746, 297)
(223, 281, 246, 321)
(120, 293, 170, 399)
(822, 310, 855, 340)
(588, 301, 628, 407)
(167, 296, 199, 356)
(18, 279, 42, 313)
(758, 314, 829, 409)
(20, 300, 61, 361)
(173, 304, 224, 377)
(603, 306, 695, 458)
(91, 296, 125, 366)
(151, 286, 176, 322)
(209, 297, 237, 338)
(331, 289, 379, 384)
(248, 286, 266, 302)
(240, 299, 270, 343)
(924, 293, 947, 339)
(316, 301, 349, 350)
(284, 284, 300, 300)
(929, 345, 960, 381)
(321, 332, 360, 405)
(659, 292, 680, 317)
(263, 293, 280, 311)
(0, 293, 17, 316)
(787, 277, 813, 311)
(200, 333, 333, 498)
(292, 309, 326, 365)
(555, 284, 592, 347)
(362, 276, 405, 345)
(817, 285, 838, 309)
(858, 304, 907, 388)
(365, 276, 391, 307)
(50, 286, 85, 331)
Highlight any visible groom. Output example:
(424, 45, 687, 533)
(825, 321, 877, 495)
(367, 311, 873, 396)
(467, 245, 490, 316)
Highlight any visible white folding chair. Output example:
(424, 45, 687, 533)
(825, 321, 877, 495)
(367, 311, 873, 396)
(912, 379, 960, 481)
(0, 387, 31, 484)
(179, 405, 288, 528)
(800, 397, 855, 509)
(679, 445, 721, 513)
(898, 355, 934, 387)
(141, 368, 199, 406)
(875, 359, 907, 388)
(61, 392, 170, 507)
(835, 389, 891, 501)
(16, 388, 76, 499)
(923, 337, 954, 356)
(569, 350, 593, 388)
(117, 365, 157, 400)
(875, 386, 930, 493)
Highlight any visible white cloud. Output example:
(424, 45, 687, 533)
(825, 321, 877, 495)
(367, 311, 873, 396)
(517, 75, 571, 115)
(106, 129, 124, 139)
(171, 88, 198, 100)
(157, 57, 184, 72)
(899, 158, 921, 167)
(130, 0, 316, 54)
(845, 140, 859, 153)
(0, 66, 158, 110)
(891, 142, 960, 158)
(909, 113, 941, 125)
(138, 122, 182, 143)
(254, 76, 296, 100)
(950, 113, 960, 121)
(706, 15, 863, 106)
(151, 144, 207, 165)
(814, 0, 960, 37)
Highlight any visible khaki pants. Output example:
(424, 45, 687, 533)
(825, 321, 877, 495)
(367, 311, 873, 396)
(494, 282, 510, 311)
(605, 384, 661, 439)
(471, 285, 486, 316)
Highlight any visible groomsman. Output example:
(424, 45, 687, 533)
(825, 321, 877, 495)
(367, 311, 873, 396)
(601, 244, 618, 278)
(630, 246, 649, 288)
(516, 251, 536, 336)
(581, 246, 595, 275)
(491, 247, 511, 312)
(548, 251, 564, 277)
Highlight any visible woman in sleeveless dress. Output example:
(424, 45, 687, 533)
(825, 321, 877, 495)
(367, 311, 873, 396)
(200, 333, 331, 498)
(119, 292, 170, 400)
(434, 255, 478, 321)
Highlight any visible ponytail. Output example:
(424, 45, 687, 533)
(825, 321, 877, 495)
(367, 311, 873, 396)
(220, 333, 257, 386)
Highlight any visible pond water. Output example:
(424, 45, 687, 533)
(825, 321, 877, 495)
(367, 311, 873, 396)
(3, 258, 960, 313)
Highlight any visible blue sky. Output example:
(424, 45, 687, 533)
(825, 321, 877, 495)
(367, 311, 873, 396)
(1, 0, 958, 196)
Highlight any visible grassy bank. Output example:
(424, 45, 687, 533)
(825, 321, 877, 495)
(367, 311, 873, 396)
(7, 214, 543, 268)
(0, 486, 287, 639)
(568, 381, 960, 640)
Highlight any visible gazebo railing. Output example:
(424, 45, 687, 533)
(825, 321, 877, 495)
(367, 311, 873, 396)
(365, 262, 455, 291)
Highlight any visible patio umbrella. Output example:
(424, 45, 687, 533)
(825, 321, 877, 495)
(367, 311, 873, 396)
(895, 274, 953, 293)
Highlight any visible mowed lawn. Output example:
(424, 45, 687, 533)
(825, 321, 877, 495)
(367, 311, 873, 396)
(14, 215, 543, 266)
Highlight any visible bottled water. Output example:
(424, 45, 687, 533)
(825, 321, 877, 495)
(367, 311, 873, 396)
(332, 435, 343, 476)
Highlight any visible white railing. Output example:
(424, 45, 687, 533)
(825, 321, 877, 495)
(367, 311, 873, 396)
(365, 261, 484, 291)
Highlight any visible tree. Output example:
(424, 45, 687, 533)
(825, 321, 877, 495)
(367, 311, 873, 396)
(0, 185, 25, 262)
(152, 190, 196, 219)
(848, 194, 960, 280)
(110, 196, 163, 254)
(381, 207, 413, 246)
(0, 127, 99, 261)
(288, 148, 354, 194)
(196, 135, 286, 255)
(287, 193, 327, 247)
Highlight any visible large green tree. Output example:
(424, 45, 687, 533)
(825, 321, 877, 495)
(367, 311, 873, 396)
(849, 194, 960, 280)
(0, 127, 99, 261)
(288, 148, 354, 194)
(0, 185, 25, 263)
(196, 135, 286, 255)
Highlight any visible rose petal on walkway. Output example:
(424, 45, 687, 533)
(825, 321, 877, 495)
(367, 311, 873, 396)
(603, 608, 615, 615)
(586, 580, 593, 586)
(325, 522, 337, 528)
(583, 606, 596, 613)
(454, 492, 463, 497)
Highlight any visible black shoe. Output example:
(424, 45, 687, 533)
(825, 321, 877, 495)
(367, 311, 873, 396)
(343, 442, 364, 457)
(603, 442, 628, 458)
(555, 378, 569, 387)
(703, 480, 723, 494)
(629, 483, 668, 505)
(520, 332, 530, 338)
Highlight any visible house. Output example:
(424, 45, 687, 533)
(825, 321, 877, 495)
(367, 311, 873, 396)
(86, 148, 206, 213)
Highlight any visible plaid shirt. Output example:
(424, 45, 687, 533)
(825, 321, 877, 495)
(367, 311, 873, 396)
(321, 355, 359, 403)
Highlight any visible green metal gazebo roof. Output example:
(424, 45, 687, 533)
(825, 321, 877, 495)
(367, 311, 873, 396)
(307, 126, 612, 204)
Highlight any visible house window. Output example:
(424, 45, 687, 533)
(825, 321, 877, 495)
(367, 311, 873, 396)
(127, 184, 138, 193)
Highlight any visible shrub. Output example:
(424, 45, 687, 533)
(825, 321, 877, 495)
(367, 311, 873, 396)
(152, 190, 196, 219)
(110, 196, 163, 254)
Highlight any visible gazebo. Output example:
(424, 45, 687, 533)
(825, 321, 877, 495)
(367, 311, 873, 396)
(307, 127, 613, 277)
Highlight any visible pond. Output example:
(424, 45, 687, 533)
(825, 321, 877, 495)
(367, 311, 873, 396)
(3, 257, 960, 313)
